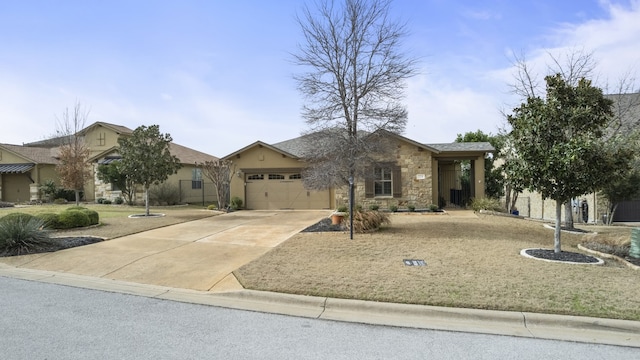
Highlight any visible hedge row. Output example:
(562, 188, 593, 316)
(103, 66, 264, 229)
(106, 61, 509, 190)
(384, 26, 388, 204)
(0, 207, 100, 230)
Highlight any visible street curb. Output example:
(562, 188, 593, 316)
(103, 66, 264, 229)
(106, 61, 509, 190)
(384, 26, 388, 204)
(1, 265, 639, 348)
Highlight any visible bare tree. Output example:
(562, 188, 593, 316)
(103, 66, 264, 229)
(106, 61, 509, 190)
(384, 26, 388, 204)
(55, 102, 92, 206)
(293, 0, 417, 190)
(200, 159, 235, 210)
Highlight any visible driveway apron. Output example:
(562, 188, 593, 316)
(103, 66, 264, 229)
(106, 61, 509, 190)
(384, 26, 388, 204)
(0, 211, 329, 292)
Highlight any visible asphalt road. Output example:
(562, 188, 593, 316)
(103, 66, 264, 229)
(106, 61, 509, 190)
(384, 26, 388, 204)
(0, 277, 635, 360)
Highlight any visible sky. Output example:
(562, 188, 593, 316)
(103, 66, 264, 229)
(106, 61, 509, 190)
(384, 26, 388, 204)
(1, 0, 639, 157)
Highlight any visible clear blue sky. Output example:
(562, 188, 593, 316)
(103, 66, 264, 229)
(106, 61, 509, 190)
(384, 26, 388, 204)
(1, 0, 638, 156)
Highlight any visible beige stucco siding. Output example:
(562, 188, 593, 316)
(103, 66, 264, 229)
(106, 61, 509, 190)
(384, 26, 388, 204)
(227, 145, 331, 209)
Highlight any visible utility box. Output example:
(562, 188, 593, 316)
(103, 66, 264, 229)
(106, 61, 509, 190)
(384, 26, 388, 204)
(631, 228, 640, 259)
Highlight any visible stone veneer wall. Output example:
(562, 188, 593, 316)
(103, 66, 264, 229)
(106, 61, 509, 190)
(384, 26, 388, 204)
(334, 142, 434, 210)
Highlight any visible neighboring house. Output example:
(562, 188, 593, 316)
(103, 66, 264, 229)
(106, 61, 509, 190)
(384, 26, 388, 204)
(0, 143, 59, 203)
(516, 92, 640, 223)
(0, 121, 218, 204)
(223, 132, 494, 210)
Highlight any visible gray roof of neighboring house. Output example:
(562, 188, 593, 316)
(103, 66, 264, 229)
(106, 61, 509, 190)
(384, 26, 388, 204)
(424, 142, 495, 152)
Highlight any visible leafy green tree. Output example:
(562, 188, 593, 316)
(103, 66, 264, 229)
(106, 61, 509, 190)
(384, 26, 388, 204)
(117, 125, 182, 216)
(455, 130, 504, 199)
(507, 74, 632, 253)
(97, 162, 136, 205)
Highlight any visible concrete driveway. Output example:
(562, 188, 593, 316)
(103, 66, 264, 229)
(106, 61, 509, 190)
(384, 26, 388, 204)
(0, 210, 329, 292)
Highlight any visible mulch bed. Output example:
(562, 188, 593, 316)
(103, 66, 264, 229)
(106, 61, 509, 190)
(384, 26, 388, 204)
(524, 248, 601, 263)
(0, 236, 104, 257)
(302, 217, 346, 232)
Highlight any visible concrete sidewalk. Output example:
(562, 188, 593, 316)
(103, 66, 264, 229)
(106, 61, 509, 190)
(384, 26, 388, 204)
(1, 209, 639, 348)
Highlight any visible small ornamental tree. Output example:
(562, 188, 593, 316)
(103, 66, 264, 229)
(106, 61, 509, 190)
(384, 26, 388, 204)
(200, 159, 235, 210)
(117, 125, 182, 216)
(507, 74, 632, 253)
(55, 102, 92, 206)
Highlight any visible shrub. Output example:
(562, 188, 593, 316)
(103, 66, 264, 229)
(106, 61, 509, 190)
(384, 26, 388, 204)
(429, 204, 439, 212)
(53, 198, 67, 204)
(207, 204, 217, 210)
(0, 212, 36, 224)
(114, 197, 124, 205)
(35, 213, 61, 229)
(57, 210, 91, 229)
(369, 204, 380, 211)
(0, 216, 54, 256)
(355, 204, 363, 212)
(40, 179, 58, 202)
(96, 197, 106, 204)
(347, 210, 391, 233)
(389, 205, 398, 212)
(0, 201, 15, 208)
(149, 182, 182, 206)
(78, 209, 99, 225)
(230, 196, 243, 210)
(55, 188, 82, 202)
(336, 205, 348, 213)
(408, 204, 416, 212)
(470, 197, 503, 212)
(103, 199, 112, 205)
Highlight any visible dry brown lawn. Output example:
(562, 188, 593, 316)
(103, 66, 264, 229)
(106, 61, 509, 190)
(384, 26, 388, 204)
(234, 211, 640, 321)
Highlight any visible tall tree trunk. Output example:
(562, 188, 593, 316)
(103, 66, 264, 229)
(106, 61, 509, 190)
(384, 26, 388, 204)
(145, 187, 150, 216)
(555, 199, 562, 253)
(74, 190, 81, 206)
(564, 200, 574, 229)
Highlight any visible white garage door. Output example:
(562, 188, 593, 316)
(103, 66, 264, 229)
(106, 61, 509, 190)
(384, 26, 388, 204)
(245, 173, 330, 210)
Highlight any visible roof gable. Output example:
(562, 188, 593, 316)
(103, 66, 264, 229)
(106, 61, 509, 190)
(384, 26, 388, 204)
(0, 143, 59, 164)
(222, 141, 299, 160)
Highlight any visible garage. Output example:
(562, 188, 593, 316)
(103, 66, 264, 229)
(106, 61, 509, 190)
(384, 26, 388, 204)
(613, 198, 640, 222)
(245, 172, 330, 210)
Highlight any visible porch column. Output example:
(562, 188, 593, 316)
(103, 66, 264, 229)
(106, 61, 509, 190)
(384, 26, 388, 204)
(473, 156, 485, 199)
(431, 158, 438, 205)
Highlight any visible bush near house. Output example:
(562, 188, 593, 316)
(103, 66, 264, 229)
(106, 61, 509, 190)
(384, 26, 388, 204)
(149, 182, 182, 206)
(347, 209, 391, 233)
(470, 197, 503, 212)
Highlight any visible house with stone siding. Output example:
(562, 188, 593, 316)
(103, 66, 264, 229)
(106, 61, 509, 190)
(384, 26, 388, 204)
(224, 132, 494, 210)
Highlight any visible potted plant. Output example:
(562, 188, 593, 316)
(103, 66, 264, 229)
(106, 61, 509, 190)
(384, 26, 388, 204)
(331, 205, 348, 225)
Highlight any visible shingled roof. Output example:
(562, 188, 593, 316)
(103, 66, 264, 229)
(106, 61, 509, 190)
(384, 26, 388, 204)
(0, 143, 59, 164)
(427, 142, 495, 153)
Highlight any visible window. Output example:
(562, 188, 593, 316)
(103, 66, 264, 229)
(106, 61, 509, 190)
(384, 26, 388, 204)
(366, 165, 401, 198)
(374, 167, 392, 197)
(247, 174, 264, 180)
(97, 132, 106, 146)
(192, 168, 202, 189)
(289, 174, 302, 180)
(268, 174, 285, 180)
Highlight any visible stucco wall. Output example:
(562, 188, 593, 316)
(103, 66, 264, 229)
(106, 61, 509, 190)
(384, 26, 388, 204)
(228, 144, 306, 207)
